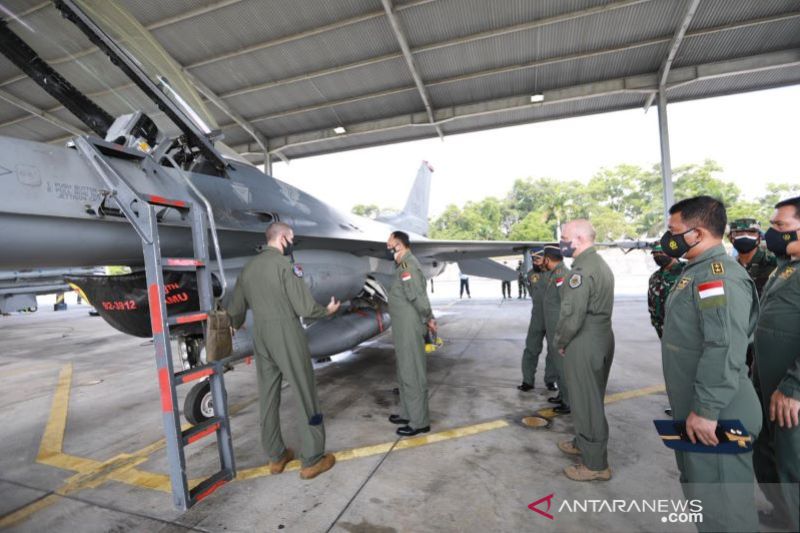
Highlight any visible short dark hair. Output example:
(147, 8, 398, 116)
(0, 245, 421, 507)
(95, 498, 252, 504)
(669, 195, 727, 238)
(775, 196, 800, 220)
(391, 230, 411, 248)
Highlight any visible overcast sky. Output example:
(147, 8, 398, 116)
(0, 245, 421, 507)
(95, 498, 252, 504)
(271, 85, 800, 218)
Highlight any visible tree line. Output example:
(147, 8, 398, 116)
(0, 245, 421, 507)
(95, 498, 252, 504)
(353, 160, 798, 242)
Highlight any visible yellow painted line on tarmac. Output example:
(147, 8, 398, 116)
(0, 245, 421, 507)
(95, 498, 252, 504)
(37, 363, 72, 460)
(605, 383, 666, 404)
(237, 419, 509, 481)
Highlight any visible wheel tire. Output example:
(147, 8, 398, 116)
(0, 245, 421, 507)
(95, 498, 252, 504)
(184, 380, 213, 425)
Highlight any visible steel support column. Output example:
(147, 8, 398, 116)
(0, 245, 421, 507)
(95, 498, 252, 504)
(657, 89, 674, 226)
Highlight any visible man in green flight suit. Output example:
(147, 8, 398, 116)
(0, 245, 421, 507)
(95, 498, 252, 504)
(228, 222, 340, 480)
(660, 196, 762, 532)
(729, 218, 777, 296)
(752, 196, 800, 530)
(647, 244, 684, 339)
(386, 230, 437, 437)
(518, 248, 558, 392)
(540, 244, 571, 413)
(554, 219, 615, 481)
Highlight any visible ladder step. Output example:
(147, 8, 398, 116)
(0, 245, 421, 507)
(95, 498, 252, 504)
(175, 365, 216, 385)
(190, 470, 232, 504)
(182, 417, 221, 446)
(167, 311, 208, 327)
(163, 257, 205, 270)
(145, 194, 189, 209)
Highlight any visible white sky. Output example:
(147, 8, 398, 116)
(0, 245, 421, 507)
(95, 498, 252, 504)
(271, 85, 800, 218)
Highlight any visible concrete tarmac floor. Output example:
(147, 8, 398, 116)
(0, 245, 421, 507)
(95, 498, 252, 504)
(0, 296, 779, 532)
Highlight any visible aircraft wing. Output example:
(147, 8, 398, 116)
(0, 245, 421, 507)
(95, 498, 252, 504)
(295, 236, 546, 261)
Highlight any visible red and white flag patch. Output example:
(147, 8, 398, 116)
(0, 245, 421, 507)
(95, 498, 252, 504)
(697, 280, 724, 299)
(555, 277, 564, 287)
(401, 272, 412, 282)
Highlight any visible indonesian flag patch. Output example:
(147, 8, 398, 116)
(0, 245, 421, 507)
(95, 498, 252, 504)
(697, 280, 725, 309)
(555, 277, 564, 287)
(401, 271, 412, 282)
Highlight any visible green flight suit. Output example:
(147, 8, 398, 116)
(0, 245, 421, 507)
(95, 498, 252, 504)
(554, 246, 614, 471)
(662, 244, 762, 533)
(388, 252, 434, 429)
(228, 247, 329, 468)
(522, 269, 557, 386)
(543, 261, 571, 406)
(753, 256, 800, 529)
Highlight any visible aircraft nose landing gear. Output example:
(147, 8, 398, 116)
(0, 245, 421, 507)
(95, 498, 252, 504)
(184, 380, 213, 425)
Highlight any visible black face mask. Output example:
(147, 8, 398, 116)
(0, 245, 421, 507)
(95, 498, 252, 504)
(765, 228, 799, 256)
(531, 263, 543, 273)
(282, 238, 294, 257)
(660, 228, 698, 258)
(559, 240, 575, 258)
(731, 236, 759, 254)
(653, 255, 672, 268)
(385, 246, 397, 261)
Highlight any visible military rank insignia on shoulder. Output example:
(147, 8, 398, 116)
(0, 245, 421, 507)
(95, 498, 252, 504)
(780, 266, 795, 280)
(292, 264, 304, 278)
(400, 271, 412, 282)
(568, 273, 582, 289)
(530, 273, 540, 284)
(400, 261, 408, 270)
(711, 262, 725, 275)
(676, 277, 691, 291)
(697, 280, 725, 309)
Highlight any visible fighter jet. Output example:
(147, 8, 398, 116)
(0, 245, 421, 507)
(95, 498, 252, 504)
(0, 1, 539, 422)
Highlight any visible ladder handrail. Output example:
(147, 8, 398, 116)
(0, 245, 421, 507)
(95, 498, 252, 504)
(163, 153, 228, 302)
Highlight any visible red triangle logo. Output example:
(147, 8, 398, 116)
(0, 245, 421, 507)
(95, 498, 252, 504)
(528, 493, 555, 520)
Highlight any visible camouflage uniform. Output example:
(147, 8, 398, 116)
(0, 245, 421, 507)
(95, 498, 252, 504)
(647, 257, 685, 338)
(739, 248, 778, 296)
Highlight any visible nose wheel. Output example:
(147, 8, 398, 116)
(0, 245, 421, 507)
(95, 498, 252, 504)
(184, 380, 213, 425)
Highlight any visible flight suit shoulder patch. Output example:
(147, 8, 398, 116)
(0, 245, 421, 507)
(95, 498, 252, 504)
(675, 277, 692, 291)
(555, 276, 565, 288)
(400, 271, 412, 282)
(711, 261, 725, 275)
(292, 264, 304, 278)
(530, 273, 540, 284)
(779, 266, 795, 280)
(697, 280, 726, 309)
(568, 273, 582, 289)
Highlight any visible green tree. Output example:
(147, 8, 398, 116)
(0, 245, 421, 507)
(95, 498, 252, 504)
(351, 204, 382, 219)
(430, 198, 508, 240)
(508, 210, 556, 241)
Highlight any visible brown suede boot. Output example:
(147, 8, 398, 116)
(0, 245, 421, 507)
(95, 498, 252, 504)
(269, 448, 294, 475)
(564, 464, 612, 481)
(557, 440, 581, 456)
(299, 453, 336, 480)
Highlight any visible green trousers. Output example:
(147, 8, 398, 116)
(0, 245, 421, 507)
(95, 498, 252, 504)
(545, 330, 569, 406)
(391, 316, 429, 429)
(563, 322, 613, 470)
(253, 320, 325, 468)
(522, 317, 558, 386)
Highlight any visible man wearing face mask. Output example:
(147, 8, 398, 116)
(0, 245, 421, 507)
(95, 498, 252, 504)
(228, 222, 341, 480)
(540, 244, 571, 412)
(660, 196, 762, 532)
(386, 230, 436, 436)
(729, 218, 777, 296)
(519, 248, 558, 392)
(752, 196, 800, 530)
(647, 244, 685, 339)
(554, 220, 615, 481)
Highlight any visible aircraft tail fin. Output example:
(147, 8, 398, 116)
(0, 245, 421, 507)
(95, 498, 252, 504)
(377, 161, 433, 236)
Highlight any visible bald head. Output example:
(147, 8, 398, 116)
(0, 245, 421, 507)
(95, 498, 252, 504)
(561, 219, 596, 257)
(266, 222, 294, 251)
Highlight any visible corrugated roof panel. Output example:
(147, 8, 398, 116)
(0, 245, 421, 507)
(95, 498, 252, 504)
(4, 5, 90, 62)
(667, 66, 800, 101)
(121, 0, 223, 27)
(221, 56, 413, 115)
(674, 19, 800, 68)
(0, 119, 64, 142)
(186, 15, 398, 96)
(151, 0, 383, 67)
(690, 0, 800, 30)
(427, 42, 668, 108)
(280, 124, 440, 160)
